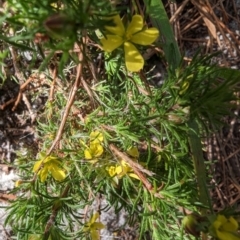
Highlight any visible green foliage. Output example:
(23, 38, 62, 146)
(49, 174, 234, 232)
(1, 0, 240, 239)
(172, 54, 238, 129)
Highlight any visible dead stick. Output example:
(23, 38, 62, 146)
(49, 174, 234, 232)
(47, 44, 84, 155)
(49, 67, 57, 102)
(109, 144, 154, 190)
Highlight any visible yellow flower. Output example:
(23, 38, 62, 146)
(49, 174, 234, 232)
(100, 15, 159, 72)
(84, 143, 104, 160)
(127, 146, 139, 158)
(107, 166, 117, 177)
(107, 160, 140, 180)
(210, 215, 240, 240)
(90, 131, 104, 144)
(15, 180, 23, 187)
(33, 153, 66, 182)
(83, 212, 105, 240)
(84, 131, 104, 161)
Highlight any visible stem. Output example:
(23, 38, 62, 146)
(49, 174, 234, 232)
(188, 119, 211, 214)
(43, 185, 70, 239)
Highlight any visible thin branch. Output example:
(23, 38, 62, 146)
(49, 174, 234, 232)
(43, 185, 70, 239)
(46, 43, 84, 155)
(109, 144, 154, 190)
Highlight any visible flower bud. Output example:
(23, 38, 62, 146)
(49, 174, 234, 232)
(182, 213, 201, 237)
(44, 13, 76, 39)
(15, 180, 23, 187)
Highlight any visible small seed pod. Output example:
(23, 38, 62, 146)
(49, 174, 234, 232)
(44, 13, 76, 39)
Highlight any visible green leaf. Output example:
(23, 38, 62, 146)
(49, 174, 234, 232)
(144, 0, 181, 68)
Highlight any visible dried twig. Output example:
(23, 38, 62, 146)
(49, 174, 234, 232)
(47, 43, 84, 155)
(48, 67, 57, 102)
(109, 144, 154, 190)
(8, 46, 37, 123)
(0, 75, 34, 110)
(110, 144, 165, 199)
(0, 193, 16, 202)
(169, 0, 190, 24)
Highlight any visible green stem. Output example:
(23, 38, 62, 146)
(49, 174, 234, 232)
(144, 0, 181, 68)
(188, 119, 211, 215)
(146, 0, 211, 220)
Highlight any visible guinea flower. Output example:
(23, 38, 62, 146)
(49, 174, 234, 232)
(84, 130, 104, 161)
(209, 214, 240, 240)
(84, 143, 104, 160)
(89, 131, 104, 144)
(33, 153, 66, 182)
(83, 212, 105, 240)
(127, 146, 139, 158)
(107, 160, 140, 180)
(100, 14, 159, 72)
(15, 180, 23, 187)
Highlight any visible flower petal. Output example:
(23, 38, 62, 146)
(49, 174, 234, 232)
(126, 15, 143, 35)
(216, 215, 228, 224)
(107, 166, 117, 177)
(91, 212, 100, 223)
(127, 146, 139, 158)
(50, 159, 62, 166)
(216, 230, 240, 240)
(124, 42, 144, 72)
(129, 173, 140, 180)
(15, 180, 22, 187)
(86, 143, 104, 159)
(50, 165, 66, 181)
(33, 160, 43, 172)
(90, 230, 99, 240)
(100, 35, 124, 52)
(229, 217, 239, 230)
(84, 148, 93, 159)
(131, 28, 159, 45)
(120, 160, 129, 167)
(92, 222, 105, 230)
(115, 165, 123, 174)
(213, 220, 222, 230)
(105, 15, 125, 36)
(222, 217, 239, 232)
(39, 167, 48, 182)
(90, 131, 104, 143)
